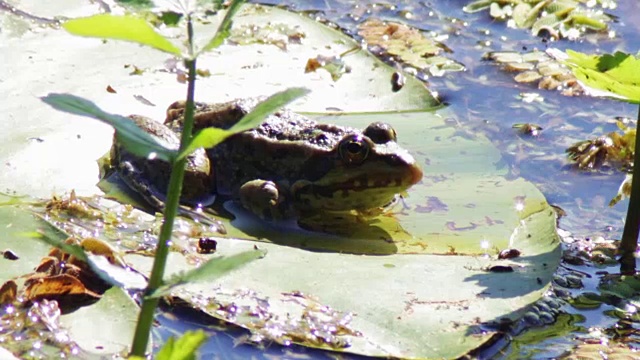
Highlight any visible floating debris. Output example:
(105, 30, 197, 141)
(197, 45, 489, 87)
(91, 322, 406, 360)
(566, 120, 635, 170)
(391, 71, 405, 92)
(498, 248, 522, 259)
(463, 0, 616, 40)
(305, 54, 352, 81)
(228, 23, 306, 51)
(486, 49, 584, 97)
(357, 18, 465, 77)
(513, 123, 543, 137)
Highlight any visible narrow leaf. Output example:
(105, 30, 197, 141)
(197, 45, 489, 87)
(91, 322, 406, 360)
(462, 0, 493, 13)
(156, 330, 207, 360)
(200, 0, 247, 53)
(176, 87, 309, 160)
(63, 14, 182, 55)
(149, 249, 266, 298)
(227, 87, 310, 133)
(178, 127, 232, 161)
(41, 94, 177, 162)
(20, 231, 88, 262)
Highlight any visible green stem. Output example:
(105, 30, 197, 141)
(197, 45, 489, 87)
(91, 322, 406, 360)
(619, 104, 640, 275)
(130, 16, 198, 356)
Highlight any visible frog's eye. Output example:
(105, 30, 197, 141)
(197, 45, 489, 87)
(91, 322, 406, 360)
(363, 122, 397, 144)
(339, 135, 371, 165)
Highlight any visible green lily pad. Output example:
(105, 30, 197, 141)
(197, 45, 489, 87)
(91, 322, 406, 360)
(0, 3, 437, 200)
(116, 109, 560, 359)
(0, 200, 140, 358)
(0, 2, 560, 359)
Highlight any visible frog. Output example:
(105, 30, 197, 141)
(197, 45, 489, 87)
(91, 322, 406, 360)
(110, 98, 423, 230)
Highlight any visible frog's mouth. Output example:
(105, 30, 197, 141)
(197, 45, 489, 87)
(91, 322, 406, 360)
(293, 163, 423, 212)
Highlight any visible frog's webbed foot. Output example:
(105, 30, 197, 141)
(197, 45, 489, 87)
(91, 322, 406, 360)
(239, 180, 290, 221)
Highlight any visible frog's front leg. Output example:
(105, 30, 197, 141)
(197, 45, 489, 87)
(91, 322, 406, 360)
(239, 180, 291, 221)
(111, 115, 214, 210)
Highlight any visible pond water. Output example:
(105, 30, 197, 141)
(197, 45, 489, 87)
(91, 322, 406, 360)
(157, 0, 640, 359)
(2, 0, 640, 358)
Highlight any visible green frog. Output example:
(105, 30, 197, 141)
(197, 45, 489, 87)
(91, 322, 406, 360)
(111, 98, 423, 228)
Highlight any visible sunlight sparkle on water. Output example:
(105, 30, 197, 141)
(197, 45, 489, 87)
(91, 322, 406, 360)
(625, 303, 637, 314)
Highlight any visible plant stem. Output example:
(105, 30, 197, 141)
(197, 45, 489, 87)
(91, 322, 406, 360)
(130, 16, 198, 356)
(619, 104, 640, 275)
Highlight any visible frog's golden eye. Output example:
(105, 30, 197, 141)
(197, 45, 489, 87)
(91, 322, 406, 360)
(339, 135, 371, 165)
(363, 122, 397, 144)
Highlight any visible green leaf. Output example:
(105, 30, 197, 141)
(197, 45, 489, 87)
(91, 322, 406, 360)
(570, 13, 607, 30)
(462, 0, 493, 13)
(565, 49, 601, 69)
(177, 128, 232, 161)
(200, 0, 247, 54)
(21, 228, 88, 262)
(177, 87, 310, 159)
(572, 67, 640, 102)
(156, 330, 207, 360)
(63, 14, 182, 56)
(158, 11, 183, 27)
(227, 87, 310, 132)
(598, 52, 640, 84)
(41, 94, 177, 162)
(150, 249, 266, 298)
(564, 50, 640, 103)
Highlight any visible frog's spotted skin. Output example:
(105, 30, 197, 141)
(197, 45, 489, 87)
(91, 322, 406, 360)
(111, 98, 423, 229)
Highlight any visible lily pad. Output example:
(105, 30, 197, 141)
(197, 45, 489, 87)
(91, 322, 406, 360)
(113, 110, 560, 359)
(0, 3, 438, 200)
(0, 2, 560, 359)
(0, 200, 140, 358)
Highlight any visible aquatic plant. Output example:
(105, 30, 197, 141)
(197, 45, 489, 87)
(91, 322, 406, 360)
(41, 0, 306, 356)
(464, 0, 616, 40)
(562, 50, 640, 273)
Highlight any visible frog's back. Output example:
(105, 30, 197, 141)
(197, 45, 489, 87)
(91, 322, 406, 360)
(210, 109, 355, 197)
